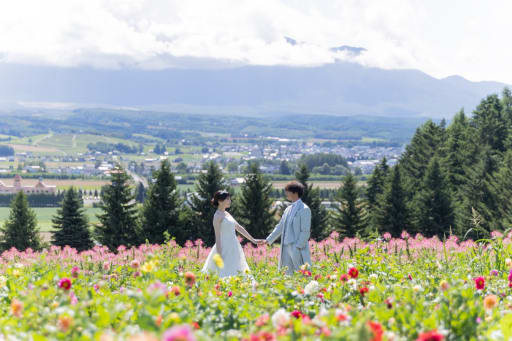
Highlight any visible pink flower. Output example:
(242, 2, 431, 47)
(416, 330, 444, 341)
(508, 270, 512, 282)
(359, 287, 369, 296)
(58, 278, 72, 291)
(408, 274, 413, 280)
(474, 276, 485, 290)
(491, 269, 499, 277)
(71, 266, 80, 278)
(131, 259, 140, 269)
(227, 291, 232, 297)
(255, 314, 269, 327)
(383, 232, 392, 240)
(103, 262, 110, 271)
(184, 272, 196, 287)
(162, 325, 196, 341)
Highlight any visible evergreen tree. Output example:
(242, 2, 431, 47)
(332, 172, 365, 238)
(135, 181, 146, 203)
(373, 166, 410, 237)
(455, 148, 499, 239)
(441, 110, 472, 197)
(234, 162, 276, 240)
(411, 157, 454, 237)
(93, 165, 140, 251)
(51, 187, 94, 251)
(279, 160, 291, 175)
(188, 161, 229, 246)
(1, 191, 41, 251)
(295, 163, 329, 240)
(489, 149, 512, 229)
(399, 120, 445, 199)
(472, 94, 507, 152)
(140, 160, 181, 244)
(366, 157, 389, 208)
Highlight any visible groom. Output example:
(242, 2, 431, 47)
(263, 181, 312, 275)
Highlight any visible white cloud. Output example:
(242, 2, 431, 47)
(0, 0, 511, 83)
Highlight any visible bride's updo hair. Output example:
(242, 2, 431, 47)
(211, 190, 230, 207)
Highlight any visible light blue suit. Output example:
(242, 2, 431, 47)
(266, 199, 312, 274)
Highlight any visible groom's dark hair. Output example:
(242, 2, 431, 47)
(284, 181, 304, 198)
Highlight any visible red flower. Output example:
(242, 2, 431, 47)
(58, 278, 72, 291)
(367, 321, 383, 341)
(474, 276, 485, 290)
(336, 313, 348, 322)
(359, 287, 369, 296)
(314, 274, 322, 280)
(416, 330, 444, 341)
(170, 286, 181, 296)
(184, 272, 196, 287)
(291, 310, 305, 319)
(348, 267, 359, 278)
(340, 274, 349, 282)
(384, 297, 393, 309)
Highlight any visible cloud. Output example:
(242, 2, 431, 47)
(0, 0, 511, 83)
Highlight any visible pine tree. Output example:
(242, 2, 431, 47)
(1, 191, 41, 251)
(51, 187, 94, 251)
(93, 165, 140, 251)
(455, 148, 499, 239)
(135, 181, 146, 203)
(279, 160, 291, 175)
(441, 110, 471, 197)
(188, 161, 229, 246)
(472, 94, 507, 152)
(140, 159, 181, 244)
(332, 172, 365, 239)
(295, 163, 329, 240)
(366, 157, 389, 208)
(489, 149, 512, 229)
(373, 166, 410, 237)
(411, 157, 454, 238)
(399, 120, 445, 199)
(234, 162, 276, 240)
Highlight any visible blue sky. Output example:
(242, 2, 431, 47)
(0, 0, 510, 83)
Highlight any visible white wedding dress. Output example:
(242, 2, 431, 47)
(201, 213, 250, 278)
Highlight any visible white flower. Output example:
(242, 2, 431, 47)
(272, 308, 290, 328)
(369, 274, 378, 280)
(304, 280, 319, 295)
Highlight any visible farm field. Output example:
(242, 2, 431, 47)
(0, 232, 510, 339)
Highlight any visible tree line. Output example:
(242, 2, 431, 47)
(2, 88, 512, 252)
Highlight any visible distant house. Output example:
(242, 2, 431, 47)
(0, 175, 56, 194)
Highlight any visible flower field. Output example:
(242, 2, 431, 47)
(2, 231, 512, 340)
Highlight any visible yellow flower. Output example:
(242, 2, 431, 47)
(213, 254, 224, 269)
(51, 301, 59, 309)
(141, 260, 157, 273)
(169, 312, 181, 323)
(12, 269, 21, 278)
(484, 294, 499, 310)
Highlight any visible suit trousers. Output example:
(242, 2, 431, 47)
(281, 244, 303, 275)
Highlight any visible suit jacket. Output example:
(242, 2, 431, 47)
(266, 200, 312, 267)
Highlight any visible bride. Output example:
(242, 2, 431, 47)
(201, 190, 263, 277)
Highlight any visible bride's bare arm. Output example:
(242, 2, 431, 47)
(233, 219, 258, 244)
(213, 214, 224, 255)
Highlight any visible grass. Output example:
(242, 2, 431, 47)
(0, 207, 102, 232)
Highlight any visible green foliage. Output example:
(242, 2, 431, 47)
(139, 160, 181, 244)
(51, 187, 94, 251)
(94, 164, 140, 251)
(233, 162, 276, 240)
(187, 161, 230, 246)
(332, 172, 366, 238)
(1, 191, 41, 251)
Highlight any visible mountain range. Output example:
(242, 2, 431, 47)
(0, 61, 508, 119)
